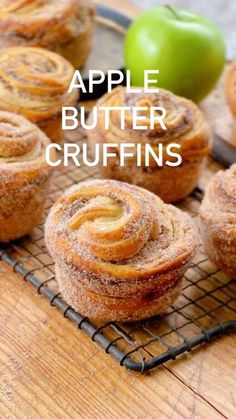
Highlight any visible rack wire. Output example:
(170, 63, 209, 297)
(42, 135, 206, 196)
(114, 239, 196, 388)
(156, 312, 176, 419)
(1, 128, 236, 373)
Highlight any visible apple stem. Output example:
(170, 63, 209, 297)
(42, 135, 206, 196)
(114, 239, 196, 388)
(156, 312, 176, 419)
(165, 5, 181, 20)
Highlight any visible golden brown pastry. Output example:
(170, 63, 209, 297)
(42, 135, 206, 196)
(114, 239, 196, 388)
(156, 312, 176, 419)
(0, 46, 78, 143)
(0, 110, 54, 242)
(224, 62, 236, 116)
(0, 0, 95, 69)
(45, 179, 197, 322)
(88, 87, 211, 203)
(199, 164, 236, 277)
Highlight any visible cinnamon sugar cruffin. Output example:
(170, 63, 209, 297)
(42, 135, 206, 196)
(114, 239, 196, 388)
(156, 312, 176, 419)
(0, 111, 54, 242)
(0, 46, 78, 142)
(199, 164, 236, 277)
(88, 87, 212, 203)
(0, 0, 95, 69)
(45, 179, 198, 322)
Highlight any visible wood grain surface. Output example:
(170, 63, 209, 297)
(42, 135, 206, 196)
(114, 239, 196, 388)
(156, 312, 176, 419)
(1, 262, 234, 419)
(0, 1, 236, 418)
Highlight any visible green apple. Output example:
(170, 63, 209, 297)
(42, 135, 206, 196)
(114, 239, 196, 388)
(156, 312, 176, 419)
(124, 6, 226, 102)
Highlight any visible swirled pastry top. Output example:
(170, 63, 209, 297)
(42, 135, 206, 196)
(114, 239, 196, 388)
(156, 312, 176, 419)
(45, 179, 197, 283)
(0, 0, 95, 48)
(0, 47, 78, 122)
(200, 164, 236, 226)
(224, 62, 236, 116)
(0, 110, 51, 174)
(94, 87, 211, 164)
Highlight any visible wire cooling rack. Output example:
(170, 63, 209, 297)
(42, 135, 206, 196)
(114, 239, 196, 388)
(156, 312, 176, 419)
(1, 129, 236, 373)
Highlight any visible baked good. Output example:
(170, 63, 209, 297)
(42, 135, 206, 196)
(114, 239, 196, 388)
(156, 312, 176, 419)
(0, 110, 54, 242)
(87, 87, 211, 202)
(224, 62, 236, 116)
(0, 46, 78, 143)
(0, 0, 95, 69)
(45, 179, 197, 322)
(199, 164, 236, 277)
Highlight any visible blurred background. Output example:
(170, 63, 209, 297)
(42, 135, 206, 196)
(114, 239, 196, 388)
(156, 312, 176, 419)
(130, 0, 236, 59)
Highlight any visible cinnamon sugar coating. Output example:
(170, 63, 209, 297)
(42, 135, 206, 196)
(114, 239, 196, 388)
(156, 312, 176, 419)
(199, 164, 236, 277)
(87, 87, 211, 203)
(0, 111, 54, 242)
(0, 46, 78, 142)
(0, 0, 95, 69)
(45, 179, 198, 322)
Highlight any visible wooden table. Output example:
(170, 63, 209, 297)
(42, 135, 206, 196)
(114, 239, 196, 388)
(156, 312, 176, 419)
(0, 1, 236, 418)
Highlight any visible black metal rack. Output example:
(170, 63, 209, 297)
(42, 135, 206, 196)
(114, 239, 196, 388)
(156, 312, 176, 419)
(1, 134, 235, 373)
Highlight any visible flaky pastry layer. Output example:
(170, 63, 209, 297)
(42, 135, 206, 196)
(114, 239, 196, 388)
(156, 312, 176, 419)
(0, 110, 54, 242)
(88, 87, 211, 202)
(45, 179, 197, 321)
(0, 47, 78, 122)
(199, 164, 236, 277)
